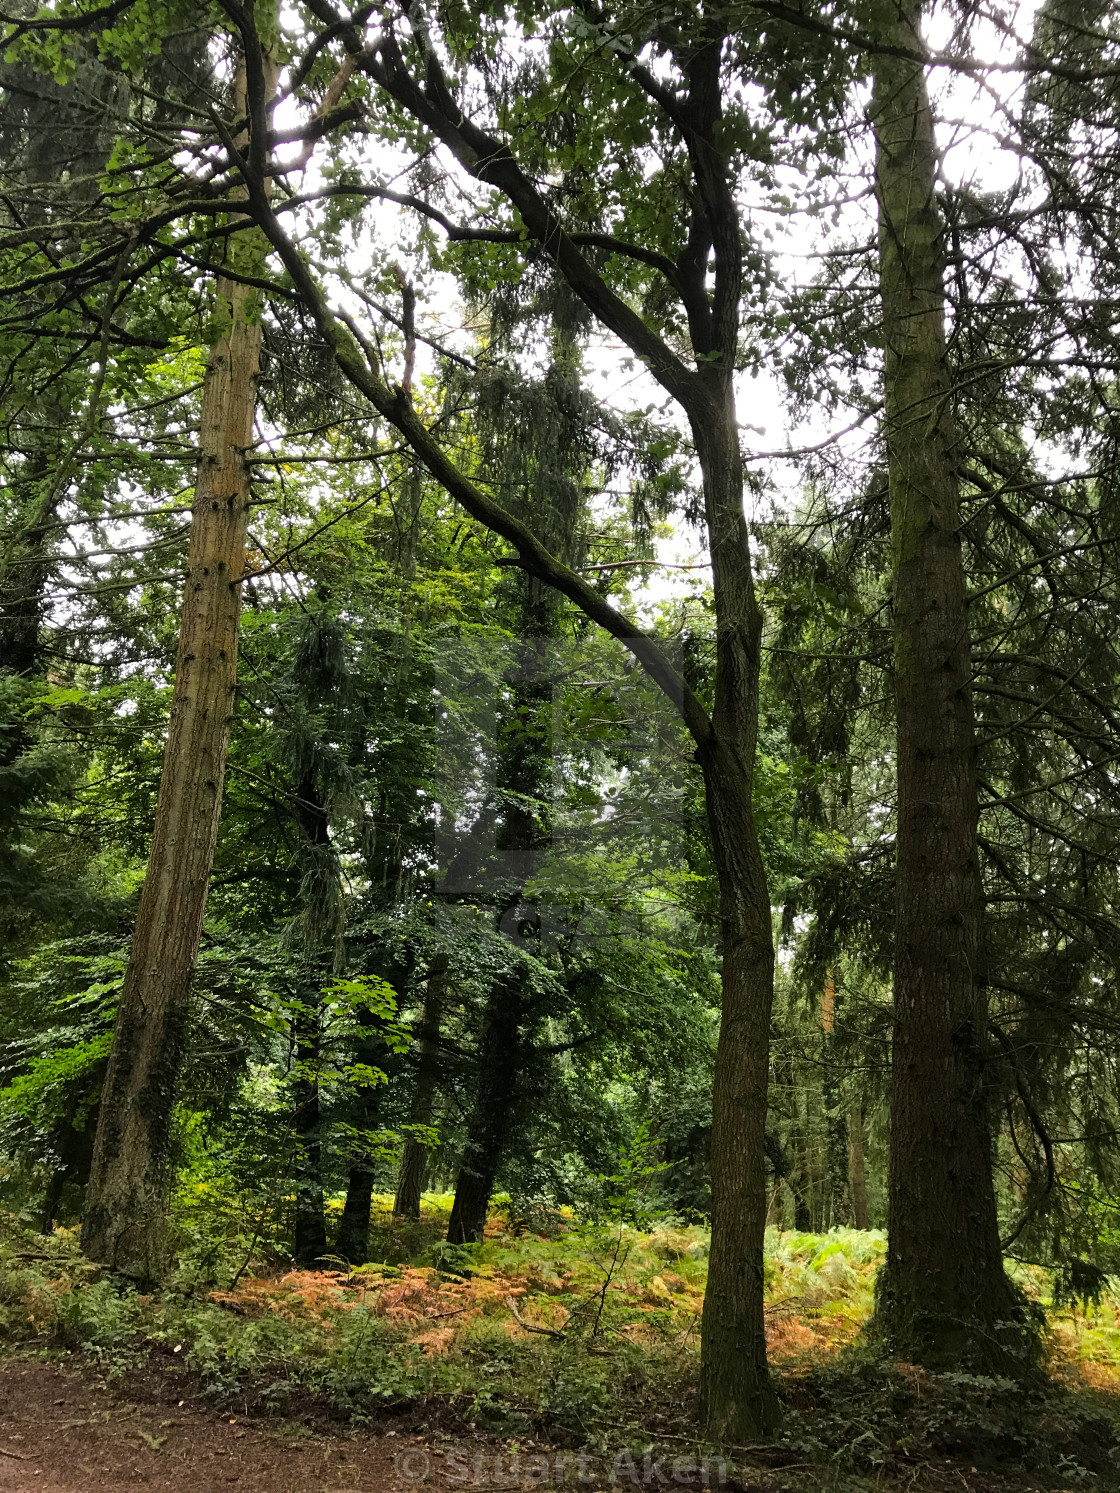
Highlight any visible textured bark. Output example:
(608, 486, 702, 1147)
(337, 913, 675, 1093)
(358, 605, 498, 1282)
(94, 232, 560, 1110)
(334, 1167, 374, 1263)
(821, 971, 849, 1228)
(694, 399, 780, 1440)
(392, 1124, 427, 1223)
(871, 3, 1034, 1371)
(825, 1089, 849, 1229)
(0, 63, 128, 678)
(81, 93, 272, 1275)
(393, 956, 446, 1220)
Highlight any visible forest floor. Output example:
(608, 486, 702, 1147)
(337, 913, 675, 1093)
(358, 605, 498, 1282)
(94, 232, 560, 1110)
(0, 1351, 1111, 1493)
(0, 1208, 1118, 1491)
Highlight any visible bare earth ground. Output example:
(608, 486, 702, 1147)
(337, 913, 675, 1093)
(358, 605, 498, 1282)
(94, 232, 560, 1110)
(0, 1358, 425, 1493)
(0, 1355, 1102, 1493)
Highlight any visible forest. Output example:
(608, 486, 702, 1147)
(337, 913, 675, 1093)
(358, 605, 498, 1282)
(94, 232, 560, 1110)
(2, 0, 1120, 1488)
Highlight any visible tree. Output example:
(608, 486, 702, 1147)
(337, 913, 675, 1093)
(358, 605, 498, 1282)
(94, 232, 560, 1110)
(392, 953, 446, 1220)
(0, 33, 129, 676)
(82, 46, 278, 1278)
(761, 0, 1120, 1366)
(865, 0, 1033, 1369)
(223, 0, 855, 1432)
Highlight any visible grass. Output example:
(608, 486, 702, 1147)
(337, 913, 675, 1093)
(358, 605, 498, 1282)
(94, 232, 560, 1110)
(0, 1204, 1118, 1489)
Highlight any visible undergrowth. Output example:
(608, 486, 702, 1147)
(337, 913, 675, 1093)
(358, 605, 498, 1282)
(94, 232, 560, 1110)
(0, 1207, 1118, 1488)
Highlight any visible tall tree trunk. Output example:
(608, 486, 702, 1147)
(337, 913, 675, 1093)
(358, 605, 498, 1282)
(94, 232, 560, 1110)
(333, 1009, 384, 1263)
(81, 62, 274, 1277)
(333, 995, 405, 1262)
(290, 1002, 327, 1266)
(792, 1182, 812, 1234)
(825, 1093, 849, 1230)
(444, 601, 557, 1243)
(870, 2, 1035, 1371)
(0, 57, 129, 680)
(288, 767, 334, 1268)
(394, 954, 446, 1220)
(334, 1165, 374, 1262)
(695, 400, 780, 1440)
(821, 969, 848, 1227)
(848, 1100, 871, 1231)
(446, 978, 523, 1245)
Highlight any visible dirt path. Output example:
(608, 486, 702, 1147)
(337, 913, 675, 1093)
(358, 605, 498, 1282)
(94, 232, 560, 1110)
(0, 1358, 425, 1492)
(0, 1356, 1091, 1493)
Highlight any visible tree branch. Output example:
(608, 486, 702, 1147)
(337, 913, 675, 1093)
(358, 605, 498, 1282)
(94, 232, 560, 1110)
(238, 178, 713, 749)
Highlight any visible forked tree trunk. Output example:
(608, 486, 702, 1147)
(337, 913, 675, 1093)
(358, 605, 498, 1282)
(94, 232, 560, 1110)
(82, 90, 273, 1275)
(870, 2, 1035, 1371)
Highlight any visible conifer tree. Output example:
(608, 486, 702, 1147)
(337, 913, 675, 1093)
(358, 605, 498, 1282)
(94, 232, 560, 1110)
(867, 0, 1035, 1371)
(82, 41, 279, 1277)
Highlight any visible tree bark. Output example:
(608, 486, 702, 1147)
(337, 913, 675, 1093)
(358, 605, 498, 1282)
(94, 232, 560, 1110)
(334, 1164, 374, 1262)
(0, 457, 54, 677)
(333, 997, 402, 1263)
(290, 999, 328, 1266)
(446, 978, 523, 1245)
(821, 970, 848, 1228)
(0, 59, 129, 679)
(870, 1, 1035, 1371)
(81, 62, 273, 1277)
(287, 766, 334, 1268)
(394, 955, 446, 1220)
(848, 1100, 871, 1231)
(442, 580, 560, 1244)
(694, 395, 780, 1440)
(792, 1185, 812, 1234)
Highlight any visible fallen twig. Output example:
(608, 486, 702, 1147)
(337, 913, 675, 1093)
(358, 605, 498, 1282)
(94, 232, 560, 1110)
(505, 1295, 565, 1340)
